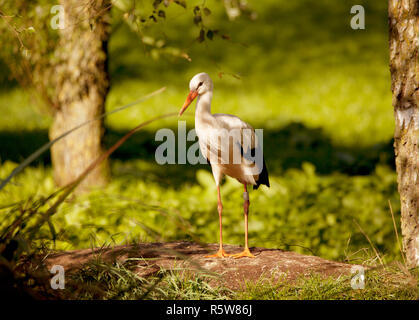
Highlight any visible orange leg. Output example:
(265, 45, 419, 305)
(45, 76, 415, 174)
(205, 185, 232, 258)
(232, 184, 255, 259)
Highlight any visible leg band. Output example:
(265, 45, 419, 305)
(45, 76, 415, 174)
(243, 191, 249, 201)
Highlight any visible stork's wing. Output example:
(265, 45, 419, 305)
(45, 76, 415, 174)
(200, 114, 256, 164)
(214, 113, 258, 148)
(200, 114, 269, 187)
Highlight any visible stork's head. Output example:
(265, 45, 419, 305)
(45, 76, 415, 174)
(179, 72, 213, 116)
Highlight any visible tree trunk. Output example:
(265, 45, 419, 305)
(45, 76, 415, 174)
(49, 0, 111, 192)
(388, 0, 419, 268)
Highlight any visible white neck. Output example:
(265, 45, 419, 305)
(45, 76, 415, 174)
(195, 91, 213, 122)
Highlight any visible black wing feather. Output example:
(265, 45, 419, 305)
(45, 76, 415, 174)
(239, 145, 270, 190)
(254, 156, 270, 190)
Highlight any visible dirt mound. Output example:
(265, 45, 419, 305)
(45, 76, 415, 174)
(45, 241, 360, 290)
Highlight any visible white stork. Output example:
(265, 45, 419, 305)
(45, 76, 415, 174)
(179, 72, 270, 258)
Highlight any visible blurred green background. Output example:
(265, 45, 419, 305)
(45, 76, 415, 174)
(0, 0, 400, 263)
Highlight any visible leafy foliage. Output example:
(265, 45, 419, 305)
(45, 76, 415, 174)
(0, 0, 400, 263)
(0, 0, 59, 106)
(0, 158, 402, 264)
(0, 0, 411, 300)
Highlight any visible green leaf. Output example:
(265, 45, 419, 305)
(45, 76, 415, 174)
(47, 218, 57, 245)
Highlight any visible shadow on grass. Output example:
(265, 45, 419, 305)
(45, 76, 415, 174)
(0, 122, 395, 186)
(108, 0, 389, 87)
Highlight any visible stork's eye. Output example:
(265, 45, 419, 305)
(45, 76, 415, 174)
(197, 81, 203, 88)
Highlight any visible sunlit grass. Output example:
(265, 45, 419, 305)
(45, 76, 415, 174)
(0, 159, 401, 264)
(236, 268, 419, 300)
(59, 258, 419, 300)
(0, 0, 400, 265)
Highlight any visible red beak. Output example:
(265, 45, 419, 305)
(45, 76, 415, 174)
(179, 90, 198, 116)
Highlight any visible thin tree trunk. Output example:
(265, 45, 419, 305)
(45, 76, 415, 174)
(388, 0, 419, 268)
(49, 0, 111, 192)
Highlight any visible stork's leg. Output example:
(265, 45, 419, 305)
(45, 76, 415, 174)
(232, 184, 255, 259)
(205, 185, 231, 258)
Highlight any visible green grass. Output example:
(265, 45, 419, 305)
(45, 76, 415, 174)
(237, 267, 419, 300)
(50, 258, 418, 300)
(68, 261, 233, 300)
(106, 0, 393, 145)
(0, 0, 410, 299)
(0, 160, 401, 263)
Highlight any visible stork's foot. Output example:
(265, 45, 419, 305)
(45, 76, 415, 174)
(231, 248, 255, 259)
(205, 248, 232, 258)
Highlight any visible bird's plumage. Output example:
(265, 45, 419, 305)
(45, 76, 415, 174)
(179, 72, 268, 259)
(199, 114, 269, 188)
(187, 73, 269, 189)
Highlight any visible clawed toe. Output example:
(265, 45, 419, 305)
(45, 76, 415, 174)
(231, 248, 255, 259)
(205, 249, 232, 258)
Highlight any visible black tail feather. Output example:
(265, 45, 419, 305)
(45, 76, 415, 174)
(254, 157, 270, 190)
(239, 145, 270, 190)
